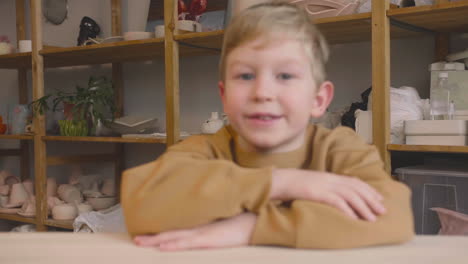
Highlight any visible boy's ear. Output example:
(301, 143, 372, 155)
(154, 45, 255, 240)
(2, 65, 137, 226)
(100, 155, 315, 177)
(218, 80, 227, 105)
(310, 81, 334, 118)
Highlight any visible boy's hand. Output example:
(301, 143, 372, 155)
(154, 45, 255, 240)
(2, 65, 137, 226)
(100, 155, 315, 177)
(134, 213, 257, 251)
(271, 169, 386, 221)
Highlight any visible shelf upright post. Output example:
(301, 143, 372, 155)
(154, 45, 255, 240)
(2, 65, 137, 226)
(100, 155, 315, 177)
(111, 0, 125, 199)
(372, 0, 391, 173)
(164, 0, 180, 146)
(16, 0, 30, 182)
(31, 0, 47, 231)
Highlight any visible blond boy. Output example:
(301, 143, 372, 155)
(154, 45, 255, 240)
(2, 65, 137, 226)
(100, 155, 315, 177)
(121, 1, 414, 251)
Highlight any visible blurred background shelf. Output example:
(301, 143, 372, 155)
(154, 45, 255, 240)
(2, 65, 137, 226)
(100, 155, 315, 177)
(44, 219, 74, 230)
(43, 135, 167, 144)
(40, 38, 165, 67)
(0, 134, 34, 140)
(0, 213, 36, 225)
(388, 144, 468, 153)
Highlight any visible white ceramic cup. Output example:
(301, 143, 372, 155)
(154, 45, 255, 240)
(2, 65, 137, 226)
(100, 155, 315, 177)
(155, 25, 165, 38)
(18, 40, 32, 53)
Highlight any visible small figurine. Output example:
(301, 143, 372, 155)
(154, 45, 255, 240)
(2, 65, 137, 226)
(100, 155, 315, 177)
(201, 112, 224, 134)
(77, 16, 101, 46)
(178, 0, 207, 22)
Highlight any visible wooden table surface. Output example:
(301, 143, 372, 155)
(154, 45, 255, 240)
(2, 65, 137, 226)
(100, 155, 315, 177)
(0, 233, 467, 264)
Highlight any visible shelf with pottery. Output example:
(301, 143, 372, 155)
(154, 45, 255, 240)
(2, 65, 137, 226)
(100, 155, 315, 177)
(42, 135, 167, 144)
(388, 0, 468, 35)
(39, 38, 166, 68)
(388, 144, 468, 154)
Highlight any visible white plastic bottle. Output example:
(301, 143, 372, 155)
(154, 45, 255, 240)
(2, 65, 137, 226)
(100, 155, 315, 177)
(430, 72, 450, 120)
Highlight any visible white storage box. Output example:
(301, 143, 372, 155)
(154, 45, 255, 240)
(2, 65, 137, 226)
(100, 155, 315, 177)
(396, 165, 468, 234)
(406, 135, 468, 146)
(404, 120, 468, 136)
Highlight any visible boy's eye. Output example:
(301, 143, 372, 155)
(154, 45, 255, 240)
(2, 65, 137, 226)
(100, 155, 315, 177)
(277, 73, 293, 80)
(238, 73, 255, 80)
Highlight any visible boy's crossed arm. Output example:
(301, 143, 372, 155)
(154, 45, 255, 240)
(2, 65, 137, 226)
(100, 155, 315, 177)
(122, 136, 413, 250)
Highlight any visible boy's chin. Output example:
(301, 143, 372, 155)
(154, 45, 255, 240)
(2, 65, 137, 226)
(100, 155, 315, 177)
(242, 136, 301, 154)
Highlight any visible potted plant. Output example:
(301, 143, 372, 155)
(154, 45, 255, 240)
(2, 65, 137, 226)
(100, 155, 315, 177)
(30, 76, 116, 136)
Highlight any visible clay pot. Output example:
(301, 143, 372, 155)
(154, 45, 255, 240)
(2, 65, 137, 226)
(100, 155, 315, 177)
(17, 196, 36, 217)
(47, 196, 64, 215)
(57, 184, 83, 204)
(52, 203, 78, 220)
(86, 196, 117, 211)
(76, 202, 93, 214)
(22, 179, 34, 197)
(5, 183, 28, 208)
(0, 185, 10, 196)
(47, 177, 57, 197)
(101, 178, 115, 196)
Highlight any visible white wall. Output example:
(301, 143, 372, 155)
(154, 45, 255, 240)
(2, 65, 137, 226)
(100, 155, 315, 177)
(1, 1, 467, 178)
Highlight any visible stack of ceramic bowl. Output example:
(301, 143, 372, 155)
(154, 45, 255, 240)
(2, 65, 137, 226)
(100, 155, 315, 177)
(84, 178, 117, 211)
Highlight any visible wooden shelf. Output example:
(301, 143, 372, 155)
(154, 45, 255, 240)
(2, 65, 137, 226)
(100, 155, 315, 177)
(388, 144, 468, 154)
(0, 52, 31, 69)
(45, 219, 74, 230)
(0, 134, 34, 140)
(174, 13, 376, 55)
(176, 30, 225, 56)
(0, 213, 37, 225)
(43, 135, 167, 144)
(40, 38, 165, 68)
(315, 12, 373, 44)
(388, 1, 468, 35)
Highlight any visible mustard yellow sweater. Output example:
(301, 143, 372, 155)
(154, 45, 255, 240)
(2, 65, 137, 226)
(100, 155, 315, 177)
(121, 125, 414, 249)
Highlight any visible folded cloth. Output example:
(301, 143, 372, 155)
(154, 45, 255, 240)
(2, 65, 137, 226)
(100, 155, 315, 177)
(73, 204, 127, 233)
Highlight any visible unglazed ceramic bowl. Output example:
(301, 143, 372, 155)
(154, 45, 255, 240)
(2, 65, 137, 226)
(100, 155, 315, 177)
(52, 203, 78, 220)
(86, 196, 117, 211)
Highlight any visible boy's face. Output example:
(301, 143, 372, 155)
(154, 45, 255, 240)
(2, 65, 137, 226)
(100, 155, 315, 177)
(219, 38, 334, 153)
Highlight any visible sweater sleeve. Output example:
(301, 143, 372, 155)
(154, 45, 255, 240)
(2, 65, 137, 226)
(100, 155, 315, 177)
(250, 129, 415, 249)
(121, 135, 273, 236)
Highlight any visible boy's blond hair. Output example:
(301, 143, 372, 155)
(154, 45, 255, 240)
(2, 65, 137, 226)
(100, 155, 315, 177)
(219, 1, 330, 86)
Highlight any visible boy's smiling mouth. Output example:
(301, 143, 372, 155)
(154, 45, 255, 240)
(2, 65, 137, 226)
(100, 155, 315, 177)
(245, 113, 283, 123)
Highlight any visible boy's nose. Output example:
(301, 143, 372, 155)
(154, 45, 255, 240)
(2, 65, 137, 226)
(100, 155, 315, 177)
(252, 76, 275, 102)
